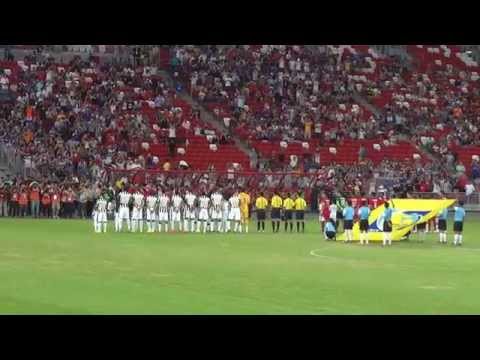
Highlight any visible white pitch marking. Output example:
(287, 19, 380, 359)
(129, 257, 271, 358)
(150, 273, 173, 278)
(419, 285, 455, 291)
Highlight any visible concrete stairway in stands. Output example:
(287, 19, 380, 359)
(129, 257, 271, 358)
(158, 70, 257, 168)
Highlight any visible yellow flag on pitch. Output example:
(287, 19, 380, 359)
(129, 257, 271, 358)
(337, 198, 456, 242)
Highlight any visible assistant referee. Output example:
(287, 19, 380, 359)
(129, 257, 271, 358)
(255, 192, 268, 232)
(294, 192, 307, 233)
(270, 191, 283, 233)
(283, 193, 295, 232)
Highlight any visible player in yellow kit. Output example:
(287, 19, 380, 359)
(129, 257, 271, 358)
(282, 192, 295, 232)
(294, 192, 307, 233)
(270, 191, 283, 233)
(239, 188, 251, 233)
(255, 192, 268, 232)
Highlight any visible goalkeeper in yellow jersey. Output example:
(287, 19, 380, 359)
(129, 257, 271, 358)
(239, 188, 251, 233)
(294, 192, 307, 233)
(255, 192, 268, 232)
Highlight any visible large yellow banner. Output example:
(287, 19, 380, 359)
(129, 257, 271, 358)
(337, 199, 456, 242)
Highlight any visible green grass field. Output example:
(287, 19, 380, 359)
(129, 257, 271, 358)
(1, 217, 480, 314)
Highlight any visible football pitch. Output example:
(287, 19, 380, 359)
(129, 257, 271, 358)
(1, 217, 480, 314)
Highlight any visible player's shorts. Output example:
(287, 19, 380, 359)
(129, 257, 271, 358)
(171, 210, 181, 222)
(295, 210, 305, 220)
(344, 219, 353, 230)
(336, 210, 343, 220)
(416, 222, 426, 231)
(158, 209, 169, 222)
(383, 220, 392, 233)
(199, 208, 210, 221)
(256, 209, 266, 221)
(211, 209, 222, 220)
(146, 209, 156, 221)
(326, 231, 336, 240)
(453, 221, 463, 233)
(359, 219, 369, 232)
(438, 219, 447, 231)
(228, 207, 241, 221)
(95, 211, 107, 222)
(185, 207, 196, 220)
(284, 210, 293, 221)
(119, 206, 130, 220)
(132, 208, 143, 220)
(271, 208, 281, 220)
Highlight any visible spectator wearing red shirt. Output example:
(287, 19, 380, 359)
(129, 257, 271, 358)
(41, 190, 52, 218)
(30, 185, 40, 218)
(18, 188, 29, 217)
(0, 185, 7, 217)
(51, 189, 61, 219)
(10, 188, 19, 217)
(64, 189, 76, 219)
(60, 189, 68, 218)
(368, 192, 379, 210)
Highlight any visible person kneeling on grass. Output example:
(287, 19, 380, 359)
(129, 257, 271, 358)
(324, 219, 336, 241)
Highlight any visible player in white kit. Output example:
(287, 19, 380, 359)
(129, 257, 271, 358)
(184, 190, 197, 232)
(131, 191, 145, 233)
(197, 193, 210, 233)
(170, 191, 184, 232)
(94, 196, 108, 233)
(228, 192, 241, 232)
(118, 190, 132, 232)
(210, 191, 223, 232)
(220, 195, 230, 232)
(145, 193, 158, 233)
(157, 191, 170, 232)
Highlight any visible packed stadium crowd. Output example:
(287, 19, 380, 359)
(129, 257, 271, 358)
(1, 45, 479, 224)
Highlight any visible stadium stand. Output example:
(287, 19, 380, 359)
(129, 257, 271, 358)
(1, 45, 479, 219)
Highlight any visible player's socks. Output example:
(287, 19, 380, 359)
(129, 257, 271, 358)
(271, 221, 275, 232)
(459, 235, 463, 244)
(257, 222, 261, 232)
(139, 220, 143, 233)
(290, 222, 293, 232)
(383, 235, 387, 246)
(103, 221, 107, 233)
(302, 222, 304, 233)
(284, 222, 288, 232)
(296, 222, 300, 232)
(245, 224, 248, 233)
(276, 221, 280, 232)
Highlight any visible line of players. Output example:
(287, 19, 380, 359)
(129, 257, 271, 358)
(92, 188, 252, 234)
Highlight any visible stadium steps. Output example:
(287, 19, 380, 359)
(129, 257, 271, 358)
(158, 69, 255, 169)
